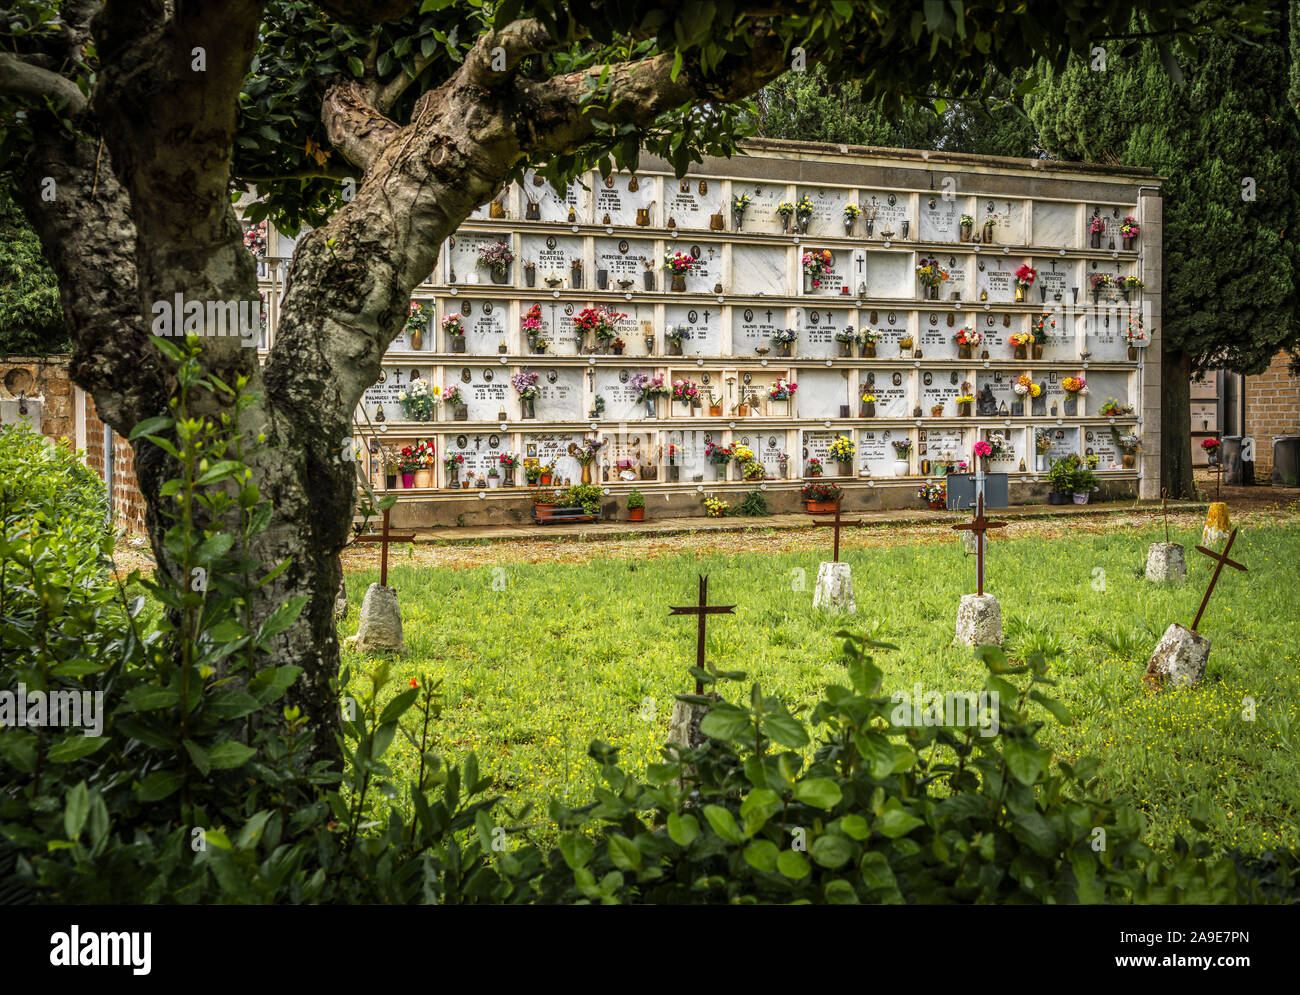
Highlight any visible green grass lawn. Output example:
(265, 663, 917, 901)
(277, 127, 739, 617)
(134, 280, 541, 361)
(341, 519, 1300, 856)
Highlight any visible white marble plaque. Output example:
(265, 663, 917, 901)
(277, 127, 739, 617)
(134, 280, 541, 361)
(594, 173, 655, 227)
(800, 246, 853, 296)
(920, 369, 965, 414)
(594, 237, 655, 289)
(446, 299, 508, 354)
(861, 191, 909, 238)
(1041, 427, 1079, 464)
(796, 368, 850, 418)
(1032, 259, 1069, 305)
(672, 240, 719, 293)
(443, 366, 509, 421)
(801, 431, 842, 474)
(521, 234, 584, 288)
(528, 366, 583, 421)
(520, 171, 585, 223)
(444, 430, 506, 481)
(975, 369, 1017, 414)
(975, 311, 1017, 353)
(664, 176, 724, 230)
(595, 366, 654, 421)
(732, 181, 788, 234)
(1082, 426, 1121, 468)
(1033, 201, 1077, 248)
(1085, 371, 1132, 410)
(797, 187, 851, 237)
(735, 430, 791, 477)
(859, 369, 909, 417)
(919, 196, 960, 243)
(1084, 305, 1128, 361)
(976, 259, 1016, 304)
(918, 312, 954, 353)
(665, 303, 723, 356)
(446, 232, 512, 286)
(856, 428, 895, 475)
(983, 428, 1023, 469)
(733, 304, 786, 355)
(361, 365, 436, 423)
(917, 428, 966, 469)
(796, 307, 849, 359)
(732, 244, 788, 297)
(524, 432, 583, 483)
(867, 252, 914, 298)
(978, 197, 1025, 245)
(665, 429, 710, 480)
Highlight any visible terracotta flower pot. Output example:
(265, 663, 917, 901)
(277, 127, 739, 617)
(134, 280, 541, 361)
(805, 500, 837, 514)
(628, 507, 645, 522)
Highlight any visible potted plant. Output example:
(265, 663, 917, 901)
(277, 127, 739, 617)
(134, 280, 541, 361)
(381, 449, 399, 489)
(1009, 331, 1034, 361)
(800, 481, 842, 513)
(860, 393, 876, 417)
(1202, 437, 1222, 465)
(843, 203, 861, 235)
(397, 446, 420, 489)
(496, 451, 519, 486)
(589, 395, 606, 420)
(915, 258, 949, 300)
(476, 240, 515, 284)
(533, 487, 562, 522)
(930, 402, 945, 418)
(1121, 275, 1144, 302)
(802, 249, 833, 292)
(1061, 376, 1087, 416)
(627, 488, 646, 522)
(1114, 431, 1140, 469)
(892, 439, 912, 476)
(707, 388, 724, 417)
(703, 495, 730, 518)
(829, 435, 856, 476)
(959, 213, 974, 242)
(732, 194, 751, 231)
(610, 336, 626, 356)
(1072, 461, 1099, 504)
(768, 377, 797, 416)
(564, 482, 604, 519)
(705, 441, 734, 481)
(521, 304, 544, 351)
(442, 384, 468, 421)
(772, 327, 796, 357)
(1124, 314, 1146, 360)
(1119, 215, 1140, 250)
(539, 461, 555, 486)
(1046, 453, 1077, 504)
(1089, 215, 1106, 249)
(1034, 430, 1053, 473)
(441, 451, 464, 489)
(834, 327, 856, 357)
(807, 456, 824, 477)
(672, 378, 699, 414)
(666, 324, 689, 356)
(663, 251, 695, 292)
(856, 327, 877, 357)
(398, 375, 437, 422)
(1033, 312, 1053, 359)
(918, 481, 946, 510)
(486, 465, 500, 488)
(1014, 264, 1036, 303)
(954, 326, 982, 360)
(443, 313, 466, 353)
(522, 458, 543, 486)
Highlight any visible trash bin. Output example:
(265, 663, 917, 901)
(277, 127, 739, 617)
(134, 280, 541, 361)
(1273, 436, 1300, 487)
(1221, 436, 1242, 486)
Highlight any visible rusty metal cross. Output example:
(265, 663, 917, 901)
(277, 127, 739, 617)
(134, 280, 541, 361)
(669, 575, 735, 694)
(951, 493, 1007, 597)
(352, 506, 415, 588)
(1192, 527, 1246, 632)
(812, 496, 862, 562)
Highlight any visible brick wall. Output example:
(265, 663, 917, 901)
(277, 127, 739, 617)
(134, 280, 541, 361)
(82, 392, 149, 533)
(0, 355, 74, 442)
(1244, 350, 1300, 481)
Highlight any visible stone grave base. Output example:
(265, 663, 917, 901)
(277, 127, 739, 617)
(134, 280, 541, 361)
(1144, 623, 1209, 689)
(344, 582, 406, 654)
(1202, 502, 1231, 546)
(954, 593, 1003, 646)
(813, 561, 856, 614)
(668, 698, 711, 752)
(961, 531, 982, 556)
(1145, 542, 1187, 582)
(334, 577, 349, 620)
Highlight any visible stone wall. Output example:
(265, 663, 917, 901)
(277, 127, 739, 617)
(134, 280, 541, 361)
(1243, 350, 1300, 481)
(0, 355, 74, 442)
(82, 392, 148, 533)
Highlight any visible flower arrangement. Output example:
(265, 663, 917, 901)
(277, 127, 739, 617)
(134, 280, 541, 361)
(955, 393, 974, 405)
(573, 437, 605, 466)
(442, 452, 465, 474)
(523, 458, 544, 483)
(705, 442, 735, 465)
(511, 371, 540, 399)
(1062, 376, 1088, 395)
(843, 204, 862, 222)
(1119, 216, 1140, 238)
(498, 451, 520, 470)
(732, 194, 752, 218)
(1034, 312, 1055, 341)
(671, 379, 700, 404)
(662, 252, 696, 276)
(667, 444, 677, 466)
(856, 328, 878, 346)
(802, 249, 833, 287)
(1015, 264, 1037, 288)
(704, 495, 730, 518)
(574, 305, 622, 343)
(442, 314, 465, 337)
(795, 195, 815, 221)
(396, 446, 421, 474)
(521, 303, 544, 336)
(243, 220, 267, 256)
(983, 213, 1000, 229)
(917, 481, 946, 505)
(476, 241, 515, 274)
(861, 393, 877, 404)
(667, 324, 690, 348)
(898, 334, 914, 349)
(892, 439, 913, 457)
(1009, 331, 1035, 347)
(835, 328, 856, 344)
(441, 384, 464, 407)
(1089, 216, 1107, 234)
(776, 201, 796, 220)
(769, 378, 797, 400)
(1202, 438, 1221, 453)
(1089, 273, 1110, 290)
(1123, 276, 1144, 291)
(1114, 432, 1140, 455)
(828, 436, 856, 463)
(1035, 431, 1054, 455)
(771, 328, 797, 344)
(1098, 398, 1133, 416)
(800, 482, 842, 503)
(398, 375, 437, 421)
(407, 301, 433, 334)
(631, 373, 670, 403)
(960, 213, 975, 228)
(973, 440, 993, 460)
(915, 259, 949, 287)
(1015, 374, 1041, 398)
(954, 327, 983, 348)
(807, 457, 824, 477)
(985, 434, 1011, 459)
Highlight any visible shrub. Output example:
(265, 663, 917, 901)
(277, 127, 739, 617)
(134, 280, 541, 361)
(564, 484, 604, 515)
(800, 482, 842, 504)
(626, 489, 645, 510)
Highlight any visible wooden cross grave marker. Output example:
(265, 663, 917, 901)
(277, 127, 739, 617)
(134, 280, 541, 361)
(1191, 526, 1246, 632)
(669, 575, 735, 694)
(950, 493, 1007, 597)
(812, 495, 861, 563)
(352, 506, 416, 588)
(1161, 488, 1171, 545)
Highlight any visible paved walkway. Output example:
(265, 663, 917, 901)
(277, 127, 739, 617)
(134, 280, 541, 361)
(406, 498, 1213, 544)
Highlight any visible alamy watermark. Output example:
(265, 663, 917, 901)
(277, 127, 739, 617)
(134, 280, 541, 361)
(0, 684, 104, 736)
(889, 683, 999, 737)
(151, 294, 262, 347)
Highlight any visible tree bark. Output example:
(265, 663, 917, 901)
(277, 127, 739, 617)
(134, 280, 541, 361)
(1161, 348, 1195, 499)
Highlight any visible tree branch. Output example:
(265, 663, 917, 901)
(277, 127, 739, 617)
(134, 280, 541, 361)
(462, 19, 562, 89)
(0, 53, 87, 114)
(323, 78, 403, 172)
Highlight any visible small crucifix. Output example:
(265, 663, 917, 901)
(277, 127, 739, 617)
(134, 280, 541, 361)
(812, 496, 861, 563)
(1191, 527, 1246, 632)
(352, 506, 415, 588)
(669, 575, 735, 694)
(951, 493, 1007, 597)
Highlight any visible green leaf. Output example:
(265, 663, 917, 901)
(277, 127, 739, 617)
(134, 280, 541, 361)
(137, 769, 184, 802)
(46, 735, 108, 763)
(667, 812, 699, 848)
(699, 703, 749, 741)
(776, 848, 810, 879)
(792, 777, 842, 810)
(1003, 738, 1051, 785)
(63, 781, 89, 839)
(607, 834, 642, 872)
(876, 799, 924, 839)
(128, 416, 174, 441)
(703, 805, 743, 844)
(1029, 689, 1073, 725)
(743, 839, 779, 872)
(379, 687, 419, 725)
(348, 55, 365, 77)
(559, 832, 595, 870)
(207, 741, 256, 770)
(811, 833, 853, 869)
(183, 738, 212, 777)
(762, 710, 810, 748)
